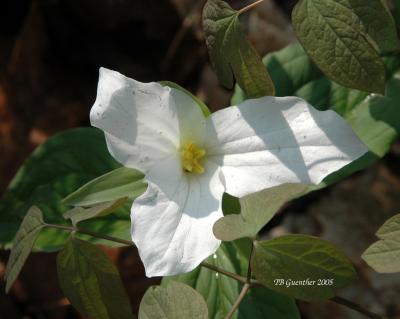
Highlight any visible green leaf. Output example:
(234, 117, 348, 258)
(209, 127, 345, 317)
(240, 286, 301, 319)
(0, 128, 132, 251)
(376, 213, 400, 239)
(4, 206, 45, 292)
(63, 198, 128, 226)
(362, 238, 400, 273)
(214, 184, 307, 241)
(203, 0, 275, 97)
(163, 242, 243, 319)
(139, 281, 208, 319)
(292, 0, 385, 93)
(164, 241, 300, 319)
(160, 81, 211, 117)
(57, 238, 134, 319)
(362, 214, 400, 273)
(233, 44, 400, 189)
(63, 167, 146, 207)
(395, 0, 400, 26)
(251, 235, 357, 301)
(348, 0, 399, 53)
(222, 193, 241, 215)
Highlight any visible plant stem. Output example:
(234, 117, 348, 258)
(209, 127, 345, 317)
(238, 0, 265, 15)
(331, 296, 386, 319)
(45, 222, 385, 319)
(201, 261, 383, 319)
(45, 223, 134, 246)
(246, 241, 255, 281)
(200, 262, 248, 284)
(224, 283, 251, 319)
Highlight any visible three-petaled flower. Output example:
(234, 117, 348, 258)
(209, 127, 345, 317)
(90, 68, 367, 277)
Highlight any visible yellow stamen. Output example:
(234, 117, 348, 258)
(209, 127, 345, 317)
(180, 142, 206, 174)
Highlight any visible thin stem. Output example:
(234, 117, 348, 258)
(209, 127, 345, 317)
(330, 296, 386, 319)
(224, 283, 251, 319)
(246, 241, 255, 281)
(45, 223, 134, 246)
(46, 222, 384, 319)
(238, 0, 265, 15)
(200, 262, 248, 284)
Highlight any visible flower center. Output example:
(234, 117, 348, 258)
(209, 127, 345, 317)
(180, 142, 206, 174)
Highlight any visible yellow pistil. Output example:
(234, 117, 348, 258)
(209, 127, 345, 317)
(180, 142, 206, 174)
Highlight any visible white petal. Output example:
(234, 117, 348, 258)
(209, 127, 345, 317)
(90, 68, 206, 173)
(131, 161, 224, 277)
(206, 96, 368, 198)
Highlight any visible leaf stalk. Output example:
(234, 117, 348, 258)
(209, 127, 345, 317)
(45, 223, 385, 319)
(224, 283, 251, 319)
(200, 262, 248, 284)
(238, 0, 265, 15)
(45, 223, 134, 246)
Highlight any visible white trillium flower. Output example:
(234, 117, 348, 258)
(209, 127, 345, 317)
(90, 68, 367, 277)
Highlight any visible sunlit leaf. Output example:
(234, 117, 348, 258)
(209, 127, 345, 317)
(57, 238, 134, 319)
(63, 167, 146, 207)
(214, 184, 307, 241)
(362, 214, 400, 273)
(376, 214, 400, 239)
(63, 198, 128, 226)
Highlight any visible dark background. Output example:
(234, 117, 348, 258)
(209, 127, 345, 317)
(0, 0, 399, 318)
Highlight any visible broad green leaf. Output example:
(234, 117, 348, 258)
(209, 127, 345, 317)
(160, 81, 211, 117)
(63, 167, 146, 207)
(292, 0, 385, 93)
(376, 214, 400, 239)
(362, 214, 400, 273)
(139, 281, 208, 319)
(164, 241, 300, 319)
(57, 238, 134, 319)
(240, 286, 301, 319)
(251, 235, 357, 301)
(362, 238, 400, 273)
(0, 128, 132, 251)
(163, 242, 243, 319)
(232, 44, 400, 188)
(214, 184, 307, 241)
(348, 0, 399, 53)
(203, 0, 275, 97)
(4, 206, 45, 292)
(222, 193, 241, 215)
(63, 198, 128, 226)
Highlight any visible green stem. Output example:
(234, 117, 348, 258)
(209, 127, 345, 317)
(238, 0, 264, 15)
(246, 241, 255, 281)
(45, 222, 384, 319)
(224, 283, 251, 319)
(200, 262, 248, 284)
(45, 223, 134, 246)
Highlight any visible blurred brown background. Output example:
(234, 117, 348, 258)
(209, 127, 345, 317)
(0, 0, 399, 318)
